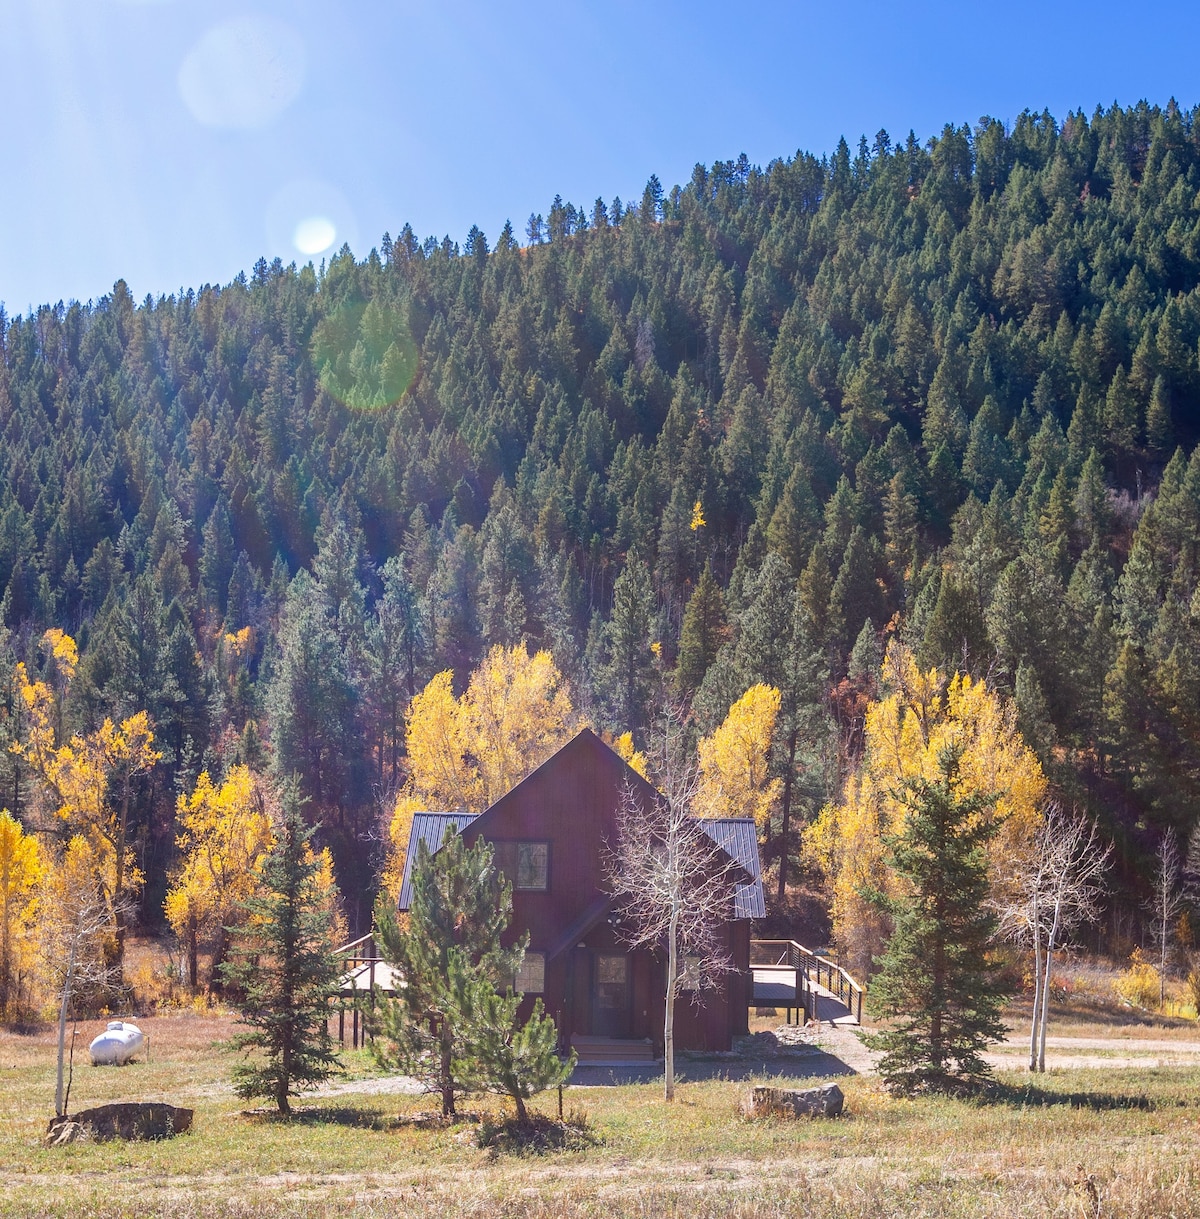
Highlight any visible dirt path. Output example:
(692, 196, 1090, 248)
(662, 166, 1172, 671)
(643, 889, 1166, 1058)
(811, 1021, 1200, 1076)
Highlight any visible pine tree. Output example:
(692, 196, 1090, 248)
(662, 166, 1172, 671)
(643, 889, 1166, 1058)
(219, 784, 342, 1115)
(372, 831, 522, 1117)
(865, 744, 1010, 1092)
(458, 980, 574, 1124)
(675, 561, 726, 695)
(1146, 375, 1174, 457)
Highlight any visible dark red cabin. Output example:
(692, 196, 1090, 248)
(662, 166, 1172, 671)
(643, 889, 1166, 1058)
(397, 728, 765, 1055)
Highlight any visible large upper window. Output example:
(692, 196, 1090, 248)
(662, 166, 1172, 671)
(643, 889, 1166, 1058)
(493, 841, 550, 891)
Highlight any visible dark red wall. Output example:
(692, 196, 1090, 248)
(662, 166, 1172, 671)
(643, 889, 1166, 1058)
(464, 729, 752, 1052)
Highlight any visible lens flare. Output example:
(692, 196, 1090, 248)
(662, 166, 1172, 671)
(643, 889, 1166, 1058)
(178, 16, 305, 130)
(266, 179, 359, 264)
(294, 217, 337, 256)
(312, 297, 419, 412)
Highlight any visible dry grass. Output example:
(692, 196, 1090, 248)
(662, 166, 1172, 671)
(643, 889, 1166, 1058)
(4, 1012, 1200, 1216)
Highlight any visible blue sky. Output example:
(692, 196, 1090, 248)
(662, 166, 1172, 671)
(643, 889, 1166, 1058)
(3, 0, 1200, 315)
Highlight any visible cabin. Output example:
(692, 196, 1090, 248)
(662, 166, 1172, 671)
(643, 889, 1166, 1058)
(397, 727, 765, 1059)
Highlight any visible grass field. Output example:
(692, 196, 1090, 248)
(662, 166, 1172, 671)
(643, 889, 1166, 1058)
(4, 1009, 1200, 1218)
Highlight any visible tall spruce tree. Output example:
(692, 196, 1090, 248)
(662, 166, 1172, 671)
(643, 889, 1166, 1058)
(865, 744, 1010, 1092)
(220, 784, 342, 1115)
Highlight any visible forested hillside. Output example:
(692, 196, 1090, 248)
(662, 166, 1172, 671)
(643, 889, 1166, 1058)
(4, 101, 1200, 936)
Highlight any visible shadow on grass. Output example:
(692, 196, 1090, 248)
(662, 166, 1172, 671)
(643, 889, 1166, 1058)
(970, 1079, 1156, 1111)
(241, 1105, 399, 1130)
(569, 1045, 857, 1087)
(476, 1112, 600, 1156)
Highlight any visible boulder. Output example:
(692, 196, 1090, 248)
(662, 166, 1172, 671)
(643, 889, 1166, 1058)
(744, 1083, 844, 1118)
(46, 1102, 193, 1144)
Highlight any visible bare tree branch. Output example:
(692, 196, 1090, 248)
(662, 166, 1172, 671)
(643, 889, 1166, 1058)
(1149, 829, 1184, 1012)
(998, 805, 1110, 1072)
(606, 707, 740, 1101)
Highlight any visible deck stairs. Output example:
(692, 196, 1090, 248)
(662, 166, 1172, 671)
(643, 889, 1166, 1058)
(570, 1034, 657, 1066)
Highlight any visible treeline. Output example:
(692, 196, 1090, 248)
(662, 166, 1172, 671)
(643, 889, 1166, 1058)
(4, 100, 1200, 935)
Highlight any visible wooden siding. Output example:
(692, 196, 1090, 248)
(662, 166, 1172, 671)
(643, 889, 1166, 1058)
(457, 728, 754, 1052)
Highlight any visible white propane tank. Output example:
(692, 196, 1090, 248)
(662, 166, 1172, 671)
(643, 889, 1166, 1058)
(88, 1020, 145, 1066)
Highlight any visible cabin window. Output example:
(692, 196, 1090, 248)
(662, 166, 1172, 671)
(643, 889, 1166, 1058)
(679, 956, 703, 990)
(516, 952, 545, 994)
(494, 841, 550, 891)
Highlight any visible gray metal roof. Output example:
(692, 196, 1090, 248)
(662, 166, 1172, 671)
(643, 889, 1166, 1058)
(698, 817, 767, 920)
(397, 812, 479, 910)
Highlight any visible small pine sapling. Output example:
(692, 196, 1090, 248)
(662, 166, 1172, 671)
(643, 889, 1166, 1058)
(458, 959, 575, 1125)
(372, 830, 522, 1117)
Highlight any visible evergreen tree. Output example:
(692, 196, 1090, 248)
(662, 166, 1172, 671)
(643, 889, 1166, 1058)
(595, 556, 656, 736)
(220, 785, 342, 1115)
(458, 979, 574, 1124)
(372, 831, 522, 1117)
(675, 562, 726, 695)
(865, 745, 1010, 1092)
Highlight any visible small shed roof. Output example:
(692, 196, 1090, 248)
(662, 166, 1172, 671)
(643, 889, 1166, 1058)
(397, 811, 478, 910)
(698, 818, 767, 919)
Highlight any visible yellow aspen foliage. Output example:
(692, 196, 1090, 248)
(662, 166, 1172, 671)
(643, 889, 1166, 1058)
(307, 842, 348, 948)
(383, 644, 577, 895)
(612, 731, 649, 779)
(36, 834, 113, 990)
(695, 684, 783, 828)
(689, 500, 706, 531)
(806, 641, 1045, 979)
(165, 767, 274, 988)
(0, 809, 43, 1016)
(14, 651, 160, 955)
(461, 644, 576, 805)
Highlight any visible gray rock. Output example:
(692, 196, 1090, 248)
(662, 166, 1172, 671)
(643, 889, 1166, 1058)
(745, 1083, 844, 1118)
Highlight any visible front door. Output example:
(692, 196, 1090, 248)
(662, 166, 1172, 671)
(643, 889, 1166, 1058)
(592, 953, 630, 1036)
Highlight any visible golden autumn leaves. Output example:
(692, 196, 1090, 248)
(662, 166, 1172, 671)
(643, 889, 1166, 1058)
(807, 641, 1046, 979)
(381, 643, 787, 893)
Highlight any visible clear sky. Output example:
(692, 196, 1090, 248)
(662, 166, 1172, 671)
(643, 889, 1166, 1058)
(3, 0, 1200, 316)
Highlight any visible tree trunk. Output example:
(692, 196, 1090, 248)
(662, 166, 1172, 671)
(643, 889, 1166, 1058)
(55, 934, 78, 1118)
(664, 908, 678, 1103)
(513, 1092, 528, 1125)
(440, 1022, 455, 1117)
(187, 920, 199, 991)
(1037, 906, 1061, 1073)
(1028, 896, 1042, 1073)
(114, 769, 131, 981)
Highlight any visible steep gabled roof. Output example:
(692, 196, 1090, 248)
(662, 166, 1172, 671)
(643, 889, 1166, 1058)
(698, 818, 767, 919)
(397, 811, 478, 910)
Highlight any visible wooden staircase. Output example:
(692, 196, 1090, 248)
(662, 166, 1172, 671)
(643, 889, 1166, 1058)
(570, 1034, 656, 1066)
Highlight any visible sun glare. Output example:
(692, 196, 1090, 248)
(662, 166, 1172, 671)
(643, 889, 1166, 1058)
(178, 16, 306, 130)
(293, 217, 337, 256)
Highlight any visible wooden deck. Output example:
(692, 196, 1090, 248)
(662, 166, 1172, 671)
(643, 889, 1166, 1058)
(750, 940, 864, 1026)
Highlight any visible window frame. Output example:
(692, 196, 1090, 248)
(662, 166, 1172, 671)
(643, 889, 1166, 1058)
(492, 838, 551, 892)
(515, 951, 545, 995)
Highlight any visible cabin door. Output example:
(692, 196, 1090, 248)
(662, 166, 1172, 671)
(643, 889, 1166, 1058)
(591, 953, 631, 1037)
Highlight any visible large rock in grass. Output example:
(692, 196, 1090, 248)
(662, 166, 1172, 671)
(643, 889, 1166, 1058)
(744, 1084, 844, 1118)
(45, 1102, 193, 1144)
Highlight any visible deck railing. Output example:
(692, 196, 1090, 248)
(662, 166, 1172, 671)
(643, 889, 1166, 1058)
(332, 933, 385, 1048)
(751, 938, 864, 1025)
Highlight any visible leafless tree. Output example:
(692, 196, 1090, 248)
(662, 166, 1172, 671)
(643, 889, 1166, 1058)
(1149, 829, 1184, 1012)
(607, 711, 740, 1101)
(39, 869, 127, 1118)
(1000, 806, 1110, 1072)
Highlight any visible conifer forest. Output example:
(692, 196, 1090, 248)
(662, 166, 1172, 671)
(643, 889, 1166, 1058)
(6, 101, 1200, 958)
